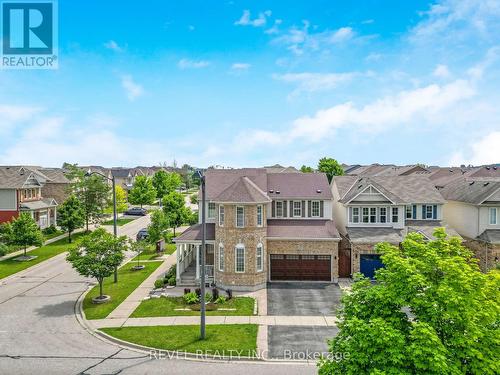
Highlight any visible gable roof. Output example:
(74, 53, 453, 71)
(440, 178, 500, 205)
(213, 176, 271, 203)
(0, 166, 45, 189)
(335, 175, 445, 204)
(267, 172, 332, 199)
(477, 229, 500, 244)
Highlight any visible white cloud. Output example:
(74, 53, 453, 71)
(265, 19, 282, 34)
(329, 27, 355, 43)
(234, 10, 272, 27)
(121, 75, 144, 101)
(177, 58, 210, 69)
(104, 40, 124, 52)
(449, 131, 500, 166)
(273, 72, 356, 95)
(230, 63, 251, 74)
(0, 104, 42, 134)
(433, 64, 451, 78)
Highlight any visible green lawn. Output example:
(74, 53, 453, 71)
(102, 218, 135, 226)
(0, 233, 85, 280)
(100, 325, 258, 355)
(83, 261, 163, 320)
(131, 296, 255, 317)
(43, 230, 65, 241)
(131, 243, 176, 261)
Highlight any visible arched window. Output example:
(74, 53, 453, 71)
(256, 243, 263, 272)
(218, 243, 224, 272)
(235, 244, 245, 273)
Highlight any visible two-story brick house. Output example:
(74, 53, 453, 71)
(332, 175, 460, 278)
(174, 168, 340, 291)
(0, 166, 58, 228)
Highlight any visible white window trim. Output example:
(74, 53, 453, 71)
(392, 207, 399, 223)
(293, 201, 302, 217)
(352, 207, 360, 223)
(257, 205, 263, 227)
(218, 243, 224, 272)
(235, 245, 245, 273)
(219, 205, 224, 227)
(311, 200, 320, 217)
(236, 206, 245, 228)
(208, 202, 216, 219)
(406, 205, 412, 219)
(256, 243, 263, 272)
(275, 201, 284, 218)
(489, 207, 498, 225)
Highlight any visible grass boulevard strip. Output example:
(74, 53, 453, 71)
(83, 260, 163, 320)
(0, 233, 85, 280)
(100, 325, 258, 356)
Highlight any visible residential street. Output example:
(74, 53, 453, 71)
(0, 222, 315, 375)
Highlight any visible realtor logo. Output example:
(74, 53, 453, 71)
(1, 0, 58, 69)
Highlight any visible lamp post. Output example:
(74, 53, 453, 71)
(195, 170, 206, 340)
(85, 169, 118, 283)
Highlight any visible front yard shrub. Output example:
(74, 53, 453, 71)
(183, 292, 199, 304)
(204, 292, 212, 303)
(215, 296, 226, 304)
(42, 225, 58, 235)
(0, 243, 7, 256)
(190, 194, 198, 204)
(195, 288, 201, 298)
(164, 264, 176, 280)
(212, 288, 219, 301)
(167, 276, 176, 286)
(154, 279, 164, 289)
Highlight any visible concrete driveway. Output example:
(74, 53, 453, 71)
(267, 282, 342, 316)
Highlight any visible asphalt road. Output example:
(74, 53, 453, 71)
(0, 222, 316, 375)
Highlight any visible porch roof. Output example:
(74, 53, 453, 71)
(267, 219, 340, 240)
(347, 227, 404, 244)
(173, 223, 215, 242)
(19, 198, 57, 211)
(477, 229, 500, 244)
(405, 220, 462, 240)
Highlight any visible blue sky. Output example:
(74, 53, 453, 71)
(1, 0, 499, 168)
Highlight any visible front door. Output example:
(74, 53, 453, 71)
(338, 248, 351, 277)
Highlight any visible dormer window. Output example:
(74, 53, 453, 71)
(311, 201, 320, 217)
(275, 201, 283, 218)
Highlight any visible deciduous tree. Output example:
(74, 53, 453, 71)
(317, 157, 344, 183)
(128, 176, 156, 208)
(300, 165, 314, 173)
(57, 195, 85, 243)
(5, 212, 44, 258)
(147, 209, 169, 245)
(319, 229, 500, 375)
(163, 191, 190, 235)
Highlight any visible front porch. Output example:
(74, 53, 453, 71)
(175, 243, 215, 286)
(19, 199, 58, 229)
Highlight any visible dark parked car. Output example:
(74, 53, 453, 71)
(124, 207, 147, 216)
(136, 228, 148, 241)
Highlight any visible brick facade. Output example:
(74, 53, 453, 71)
(350, 243, 380, 274)
(41, 183, 70, 206)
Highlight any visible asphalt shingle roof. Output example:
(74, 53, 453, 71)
(477, 229, 500, 244)
(213, 177, 271, 203)
(347, 227, 404, 244)
(267, 219, 339, 239)
(173, 223, 215, 242)
(440, 178, 500, 204)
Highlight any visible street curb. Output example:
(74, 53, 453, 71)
(74, 284, 316, 365)
(0, 251, 68, 284)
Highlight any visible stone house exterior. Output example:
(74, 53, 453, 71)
(331, 175, 460, 278)
(174, 168, 340, 291)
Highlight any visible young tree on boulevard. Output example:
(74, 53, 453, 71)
(319, 229, 500, 375)
(67, 229, 127, 301)
(163, 191, 191, 236)
(317, 157, 344, 183)
(128, 176, 156, 208)
(57, 195, 85, 243)
(147, 209, 169, 245)
(5, 212, 44, 258)
(114, 185, 128, 213)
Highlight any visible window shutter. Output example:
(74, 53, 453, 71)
(433, 205, 437, 220)
(272, 201, 275, 217)
(301, 200, 305, 217)
(412, 205, 417, 219)
(307, 201, 312, 217)
(283, 201, 287, 217)
(422, 205, 426, 219)
(290, 200, 293, 216)
(320, 201, 324, 217)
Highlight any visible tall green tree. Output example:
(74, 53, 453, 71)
(163, 191, 190, 235)
(57, 195, 85, 243)
(66, 165, 111, 231)
(152, 170, 170, 203)
(319, 229, 500, 375)
(114, 185, 128, 213)
(5, 212, 44, 258)
(128, 176, 156, 208)
(165, 172, 183, 194)
(317, 157, 344, 183)
(300, 165, 314, 173)
(67, 229, 127, 300)
(147, 209, 169, 245)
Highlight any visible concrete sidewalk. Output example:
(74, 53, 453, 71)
(90, 314, 339, 329)
(106, 254, 176, 319)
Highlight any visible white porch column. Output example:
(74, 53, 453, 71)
(176, 244, 181, 280)
(53, 207, 57, 227)
(196, 245, 200, 279)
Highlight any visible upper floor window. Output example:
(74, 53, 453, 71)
(392, 207, 399, 223)
(236, 206, 245, 227)
(406, 205, 412, 219)
(293, 201, 302, 217)
(350, 207, 360, 223)
(379, 207, 387, 223)
(208, 202, 216, 219)
(370, 207, 377, 223)
(425, 205, 433, 219)
(218, 243, 224, 272)
(256, 243, 263, 272)
(276, 201, 283, 218)
(219, 205, 225, 226)
(235, 244, 245, 273)
(362, 207, 369, 223)
(489, 207, 498, 225)
(311, 201, 320, 217)
(256, 205, 263, 227)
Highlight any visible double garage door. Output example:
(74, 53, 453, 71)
(270, 254, 331, 281)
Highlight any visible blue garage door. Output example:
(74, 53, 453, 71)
(360, 255, 384, 279)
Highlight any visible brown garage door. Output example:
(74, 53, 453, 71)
(270, 254, 331, 281)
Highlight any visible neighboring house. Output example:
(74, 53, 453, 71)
(331, 175, 460, 279)
(440, 177, 500, 271)
(111, 168, 136, 192)
(344, 163, 429, 177)
(174, 168, 340, 291)
(0, 166, 58, 228)
(37, 168, 71, 204)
